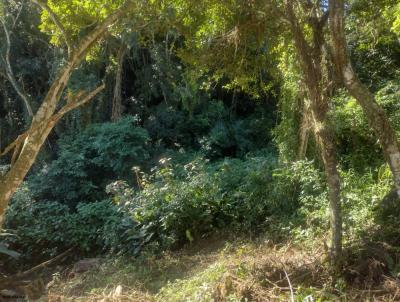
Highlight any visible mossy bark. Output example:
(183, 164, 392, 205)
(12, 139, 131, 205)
(284, 0, 343, 270)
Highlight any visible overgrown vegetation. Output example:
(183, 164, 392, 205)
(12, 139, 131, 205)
(1, 0, 400, 301)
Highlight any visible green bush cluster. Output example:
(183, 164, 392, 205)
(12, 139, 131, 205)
(4, 187, 140, 264)
(109, 154, 279, 249)
(108, 155, 334, 250)
(4, 154, 394, 263)
(29, 116, 150, 205)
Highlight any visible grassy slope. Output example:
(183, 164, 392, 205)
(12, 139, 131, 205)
(47, 235, 400, 302)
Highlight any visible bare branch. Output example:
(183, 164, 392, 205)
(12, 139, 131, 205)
(0, 18, 34, 117)
(12, 1, 24, 29)
(52, 83, 105, 123)
(31, 0, 72, 55)
(283, 0, 313, 56)
(284, 269, 295, 302)
(12, 2, 25, 29)
(0, 132, 28, 159)
(0, 247, 74, 287)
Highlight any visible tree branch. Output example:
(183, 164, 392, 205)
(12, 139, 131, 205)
(0, 18, 34, 117)
(31, 0, 72, 55)
(0, 247, 74, 287)
(0, 84, 105, 159)
(266, 2, 290, 24)
(52, 83, 105, 123)
(12, 1, 24, 29)
(0, 0, 134, 228)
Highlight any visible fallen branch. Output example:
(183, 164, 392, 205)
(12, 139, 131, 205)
(284, 269, 295, 302)
(0, 247, 74, 288)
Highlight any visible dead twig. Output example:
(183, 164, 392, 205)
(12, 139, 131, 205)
(284, 269, 295, 302)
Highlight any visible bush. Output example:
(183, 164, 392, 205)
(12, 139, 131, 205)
(4, 187, 141, 264)
(6, 157, 393, 264)
(29, 116, 150, 205)
(109, 153, 294, 250)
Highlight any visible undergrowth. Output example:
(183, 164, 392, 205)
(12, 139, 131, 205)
(48, 235, 400, 302)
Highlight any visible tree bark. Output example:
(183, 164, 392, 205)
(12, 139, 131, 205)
(308, 88, 342, 270)
(284, 0, 342, 270)
(0, 1, 134, 227)
(298, 99, 311, 160)
(329, 0, 400, 197)
(111, 46, 127, 121)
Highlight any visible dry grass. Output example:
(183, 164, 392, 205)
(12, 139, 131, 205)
(45, 237, 400, 302)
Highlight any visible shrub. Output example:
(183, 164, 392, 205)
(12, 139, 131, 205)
(109, 153, 293, 250)
(29, 116, 150, 205)
(4, 187, 141, 264)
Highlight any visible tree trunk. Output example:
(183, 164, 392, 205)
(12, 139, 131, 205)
(309, 89, 342, 270)
(298, 100, 310, 160)
(111, 46, 127, 121)
(0, 1, 134, 227)
(284, 0, 343, 270)
(329, 0, 400, 197)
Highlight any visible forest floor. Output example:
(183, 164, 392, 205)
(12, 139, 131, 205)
(46, 235, 400, 302)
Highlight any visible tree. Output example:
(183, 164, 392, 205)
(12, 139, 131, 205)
(329, 0, 400, 198)
(277, 1, 342, 271)
(173, 0, 343, 270)
(0, 0, 137, 227)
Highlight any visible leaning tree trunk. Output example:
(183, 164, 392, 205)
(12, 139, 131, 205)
(0, 1, 134, 227)
(283, 0, 343, 270)
(329, 0, 400, 197)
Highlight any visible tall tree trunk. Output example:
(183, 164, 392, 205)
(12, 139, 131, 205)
(284, 0, 343, 270)
(111, 46, 127, 121)
(329, 0, 400, 197)
(308, 88, 342, 269)
(0, 1, 134, 227)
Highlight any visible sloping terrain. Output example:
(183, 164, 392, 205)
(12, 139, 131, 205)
(47, 236, 400, 302)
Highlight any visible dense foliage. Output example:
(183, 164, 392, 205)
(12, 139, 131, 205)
(29, 117, 150, 204)
(1, 1, 400, 292)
